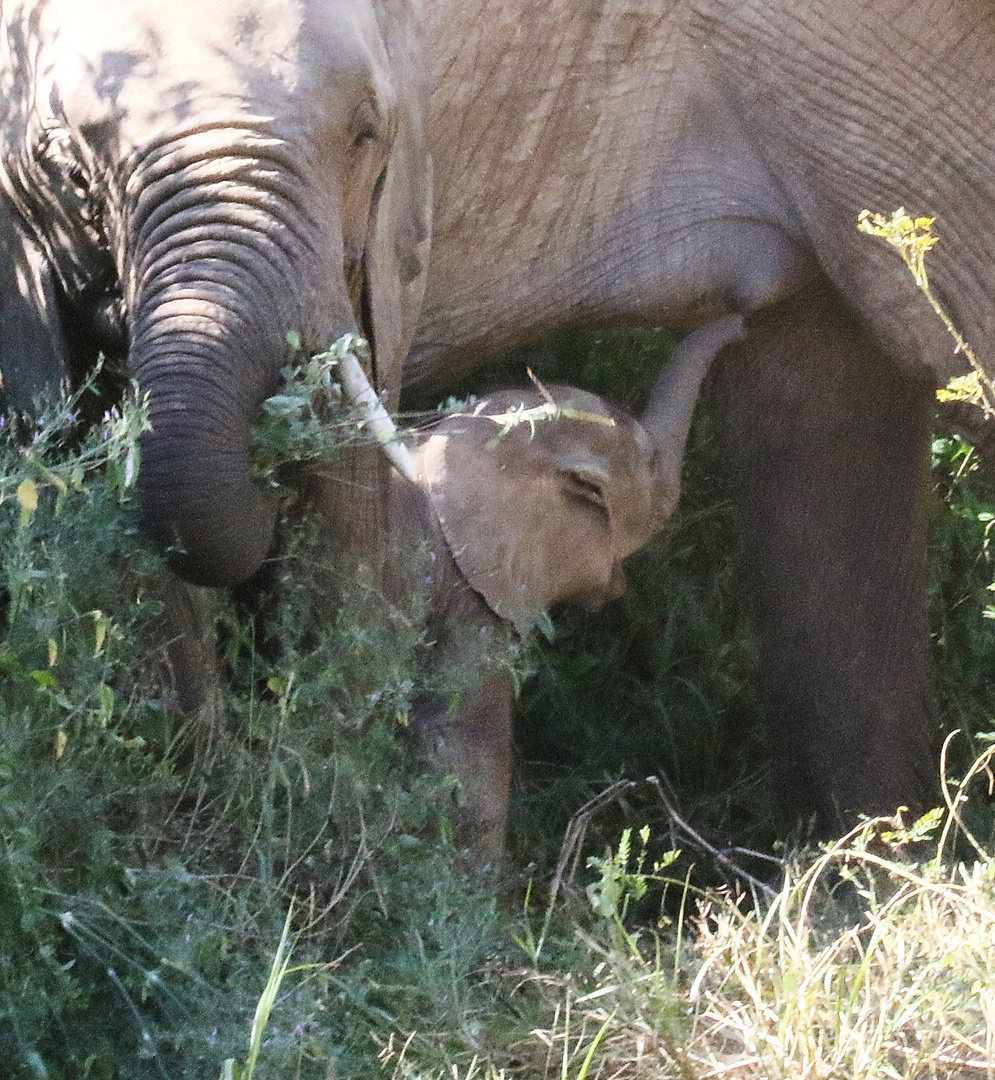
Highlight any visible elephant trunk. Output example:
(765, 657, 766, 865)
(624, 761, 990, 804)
(640, 315, 747, 521)
(123, 130, 354, 587)
(134, 332, 279, 588)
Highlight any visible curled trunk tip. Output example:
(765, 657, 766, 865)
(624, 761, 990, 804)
(137, 411, 279, 587)
(641, 314, 747, 517)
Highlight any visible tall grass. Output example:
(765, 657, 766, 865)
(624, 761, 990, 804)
(2, 327, 995, 1078)
(0, 385, 503, 1078)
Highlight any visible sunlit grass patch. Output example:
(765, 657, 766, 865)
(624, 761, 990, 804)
(4, 319, 995, 1078)
(381, 788, 995, 1080)
(685, 830, 995, 1077)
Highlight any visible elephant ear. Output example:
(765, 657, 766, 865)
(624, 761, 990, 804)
(418, 388, 661, 638)
(0, 196, 69, 411)
(363, 0, 432, 408)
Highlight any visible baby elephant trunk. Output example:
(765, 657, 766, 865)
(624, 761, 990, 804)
(639, 315, 747, 521)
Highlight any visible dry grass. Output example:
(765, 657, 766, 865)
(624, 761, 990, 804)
(380, 750, 995, 1080)
(685, 839, 995, 1078)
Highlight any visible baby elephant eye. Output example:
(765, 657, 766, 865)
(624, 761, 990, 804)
(353, 122, 379, 146)
(563, 468, 608, 510)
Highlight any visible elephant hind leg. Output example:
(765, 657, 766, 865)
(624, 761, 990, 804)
(709, 280, 936, 831)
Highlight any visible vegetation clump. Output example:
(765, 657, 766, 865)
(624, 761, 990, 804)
(1, 321, 995, 1078)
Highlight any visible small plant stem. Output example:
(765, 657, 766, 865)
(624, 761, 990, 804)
(243, 902, 296, 1080)
(858, 208, 995, 416)
(936, 729, 995, 864)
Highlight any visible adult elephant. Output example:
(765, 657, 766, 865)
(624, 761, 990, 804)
(0, 0, 431, 587)
(406, 0, 991, 831)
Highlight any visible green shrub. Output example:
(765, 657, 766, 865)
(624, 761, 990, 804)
(4, 328, 995, 1079)
(0, 388, 500, 1079)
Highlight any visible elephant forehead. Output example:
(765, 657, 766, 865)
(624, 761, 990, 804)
(37, 0, 390, 138)
(527, 389, 658, 471)
(46, 0, 300, 90)
(473, 385, 613, 422)
(563, 415, 656, 469)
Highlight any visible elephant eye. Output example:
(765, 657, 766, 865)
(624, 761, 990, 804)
(353, 122, 379, 146)
(349, 99, 383, 148)
(562, 469, 609, 513)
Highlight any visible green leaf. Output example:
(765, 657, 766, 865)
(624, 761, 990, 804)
(28, 670, 58, 690)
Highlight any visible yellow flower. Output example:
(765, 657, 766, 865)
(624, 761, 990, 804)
(859, 207, 995, 419)
(858, 207, 938, 286)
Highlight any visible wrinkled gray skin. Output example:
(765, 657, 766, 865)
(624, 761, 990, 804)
(407, 0, 995, 831)
(0, 0, 430, 587)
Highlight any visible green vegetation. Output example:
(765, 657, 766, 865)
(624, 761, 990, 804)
(0, 383, 495, 1078)
(1, 330, 995, 1078)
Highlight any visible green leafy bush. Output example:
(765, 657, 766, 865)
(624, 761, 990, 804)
(0, 388, 500, 1079)
(4, 328, 995, 1079)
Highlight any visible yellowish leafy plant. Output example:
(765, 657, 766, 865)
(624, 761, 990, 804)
(858, 207, 995, 417)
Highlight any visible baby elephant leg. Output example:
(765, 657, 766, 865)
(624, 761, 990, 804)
(412, 577, 519, 869)
(416, 670, 515, 870)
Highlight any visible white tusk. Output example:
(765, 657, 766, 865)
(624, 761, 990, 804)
(338, 350, 418, 483)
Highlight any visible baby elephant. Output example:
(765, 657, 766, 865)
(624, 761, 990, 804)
(318, 316, 746, 867)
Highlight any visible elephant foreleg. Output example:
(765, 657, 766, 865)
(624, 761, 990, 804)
(151, 574, 228, 760)
(415, 669, 514, 871)
(410, 570, 518, 870)
(709, 280, 936, 831)
(0, 200, 69, 411)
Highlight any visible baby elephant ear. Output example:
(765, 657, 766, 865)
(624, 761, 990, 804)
(419, 388, 656, 638)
